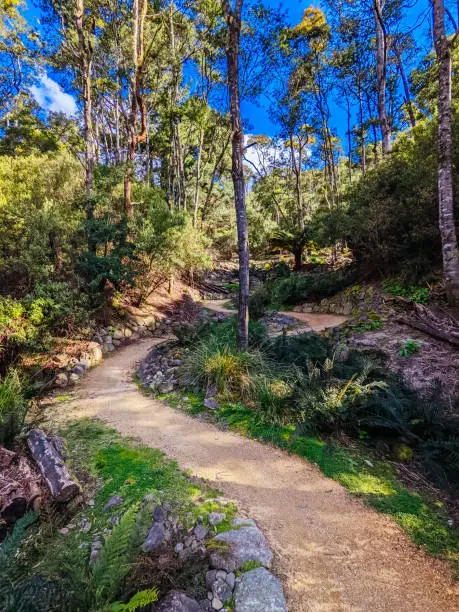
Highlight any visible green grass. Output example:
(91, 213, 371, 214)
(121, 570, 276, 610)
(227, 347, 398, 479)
(222, 283, 240, 292)
(165, 393, 459, 572)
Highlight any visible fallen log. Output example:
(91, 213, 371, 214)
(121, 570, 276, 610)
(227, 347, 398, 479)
(396, 303, 459, 347)
(27, 429, 80, 502)
(0, 447, 42, 534)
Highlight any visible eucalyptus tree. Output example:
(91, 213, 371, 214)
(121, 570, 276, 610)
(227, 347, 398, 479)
(431, 0, 459, 304)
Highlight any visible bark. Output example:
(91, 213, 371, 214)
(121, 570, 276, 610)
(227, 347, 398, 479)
(74, 0, 96, 252)
(397, 304, 459, 346)
(373, 0, 391, 153)
(432, 0, 459, 305)
(294, 248, 303, 271)
(193, 126, 205, 226)
(358, 81, 366, 173)
(393, 44, 416, 128)
(223, 0, 249, 350)
(0, 447, 42, 531)
(289, 133, 304, 230)
(27, 430, 81, 502)
(124, 0, 148, 217)
(168, 5, 186, 210)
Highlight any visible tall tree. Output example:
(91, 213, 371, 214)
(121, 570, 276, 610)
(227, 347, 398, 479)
(373, 0, 391, 153)
(124, 0, 148, 217)
(432, 0, 459, 305)
(222, 0, 249, 350)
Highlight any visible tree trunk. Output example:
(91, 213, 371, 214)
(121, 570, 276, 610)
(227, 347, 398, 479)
(373, 0, 391, 153)
(294, 248, 303, 271)
(223, 0, 249, 350)
(193, 126, 204, 226)
(75, 0, 96, 252)
(393, 44, 416, 128)
(124, 0, 148, 217)
(432, 0, 459, 305)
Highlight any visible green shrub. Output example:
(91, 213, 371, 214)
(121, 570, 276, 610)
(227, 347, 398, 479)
(249, 269, 357, 316)
(0, 370, 29, 446)
(399, 340, 420, 357)
(382, 279, 430, 304)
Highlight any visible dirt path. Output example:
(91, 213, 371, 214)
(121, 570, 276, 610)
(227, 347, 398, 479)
(59, 339, 458, 612)
(201, 299, 348, 333)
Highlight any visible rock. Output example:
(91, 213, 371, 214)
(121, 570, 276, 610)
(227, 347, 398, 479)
(226, 572, 235, 590)
(208, 512, 226, 526)
(212, 598, 223, 610)
(159, 381, 174, 394)
(156, 591, 202, 612)
(103, 495, 124, 511)
(103, 341, 115, 353)
(212, 577, 232, 604)
(175, 542, 184, 553)
(89, 537, 103, 565)
(204, 398, 220, 410)
(142, 522, 165, 552)
(68, 373, 80, 386)
(200, 600, 213, 612)
(211, 522, 272, 570)
(206, 570, 217, 589)
(113, 329, 124, 340)
(59, 527, 69, 536)
(153, 504, 167, 522)
(193, 524, 208, 540)
(234, 567, 286, 612)
(215, 570, 227, 580)
(71, 364, 86, 376)
(88, 499, 95, 507)
(54, 373, 68, 388)
(123, 327, 132, 338)
(90, 346, 103, 365)
(170, 359, 182, 366)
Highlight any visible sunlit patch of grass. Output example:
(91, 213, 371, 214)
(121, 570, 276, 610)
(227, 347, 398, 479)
(172, 399, 459, 571)
(54, 394, 72, 403)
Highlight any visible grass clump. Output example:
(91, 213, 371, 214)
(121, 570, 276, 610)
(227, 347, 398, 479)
(0, 369, 29, 446)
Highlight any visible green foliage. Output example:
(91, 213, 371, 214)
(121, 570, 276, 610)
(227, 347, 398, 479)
(250, 268, 356, 316)
(0, 369, 29, 445)
(340, 120, 458, 280)
(399, 340, 420, 357)
(0, 151, 83, 291)
(1, 418, 217, 611)
(382, 279, 430, 304)
(111, 589, 159, 611)
(133, 196, 211, 297)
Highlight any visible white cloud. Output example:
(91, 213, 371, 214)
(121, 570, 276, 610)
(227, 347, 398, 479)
(30, 74, 77, 116)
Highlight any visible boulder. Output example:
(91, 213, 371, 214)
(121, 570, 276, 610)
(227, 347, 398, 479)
(208, 512, 226, 526)
(104, 495, 124, 511)
(156, 591, 202, 612)
(159, 381, 174, 394)
(142, 521, 165, 552)
(211, 520, 272, 571)
(68, 373, 80, 386)
(234, 567, 286, 612)
(113, 329, 124, 340)
(54, 373, 68, 388)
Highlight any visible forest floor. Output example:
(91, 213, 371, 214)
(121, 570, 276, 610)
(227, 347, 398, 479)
(46, 338, 459, 612)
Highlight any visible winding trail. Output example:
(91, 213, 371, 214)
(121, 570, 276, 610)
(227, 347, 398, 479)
(59, 339, 458, 612)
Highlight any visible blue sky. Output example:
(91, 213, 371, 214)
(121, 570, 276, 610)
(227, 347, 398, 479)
(25, 0, 432, 142)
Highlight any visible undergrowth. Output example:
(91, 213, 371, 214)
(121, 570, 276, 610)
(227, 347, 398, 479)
(0, 418, 227, 611)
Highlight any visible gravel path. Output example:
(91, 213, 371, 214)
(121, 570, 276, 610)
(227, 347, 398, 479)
(60, 338, 459, 612)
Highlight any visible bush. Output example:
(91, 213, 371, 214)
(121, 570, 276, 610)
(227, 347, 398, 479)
(0, 370, 29, 446)
(249, 268, 356, 317)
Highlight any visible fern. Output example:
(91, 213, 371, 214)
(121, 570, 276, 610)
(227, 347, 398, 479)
(0, 512, 37, 603)
(91, 503, 140, 607)
(111, 588, 159, 611)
